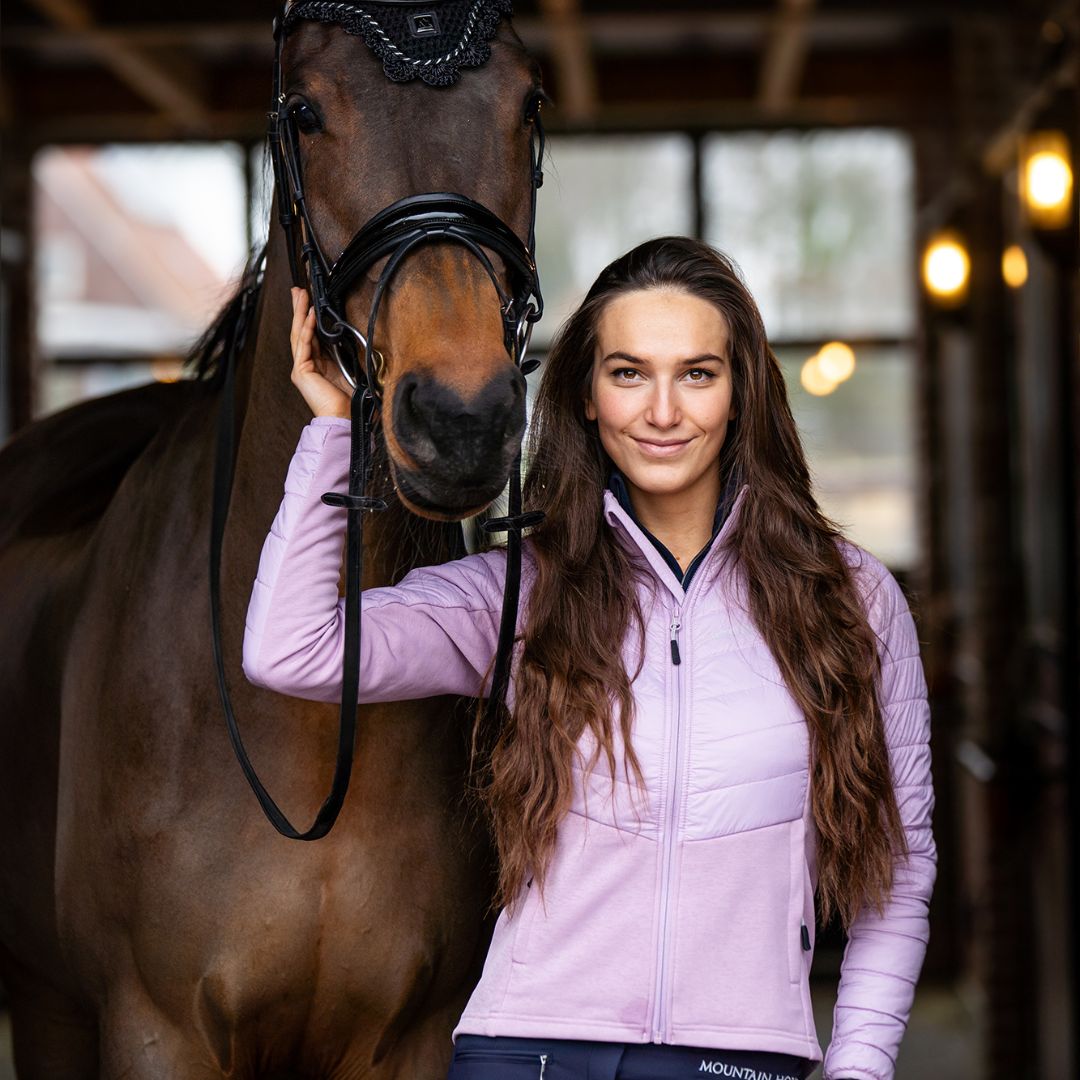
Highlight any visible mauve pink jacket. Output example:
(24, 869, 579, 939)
(243, 417, 938, 1080)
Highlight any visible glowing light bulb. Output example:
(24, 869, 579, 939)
(817, 341, 855, 383)
(1020, 132, 1073, 229)
(1002, 245, 1028, 288)
(922, 232, 970, 305)
(1026, 152, 1071, 209)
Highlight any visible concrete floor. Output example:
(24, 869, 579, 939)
(0, 981, 982, 1079)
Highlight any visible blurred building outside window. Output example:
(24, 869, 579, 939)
(31, 143, 249, 416)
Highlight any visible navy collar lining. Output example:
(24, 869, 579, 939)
(605, 467, 739, 589)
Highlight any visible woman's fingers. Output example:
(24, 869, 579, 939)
(289, 287, 302, 357)
(290, 287, 321, 370)
(300, 307, 317, 366)
(288, 286, 352, 419)
(291, 287, 351, 395)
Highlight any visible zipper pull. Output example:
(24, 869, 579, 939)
(800, 920, 811, 951)
(669, 614, 682, 665)
(539, 1052, 547, 1078)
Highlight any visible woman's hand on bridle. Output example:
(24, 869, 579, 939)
(289, 286, 353, 420)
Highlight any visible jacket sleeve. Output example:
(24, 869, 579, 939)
(242, 416, 507, 704)
(823, 564, 938, 1080)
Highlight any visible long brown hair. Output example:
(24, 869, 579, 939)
(471, 236, 907, 932)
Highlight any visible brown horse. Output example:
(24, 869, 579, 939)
(0, 8, 544, 1078)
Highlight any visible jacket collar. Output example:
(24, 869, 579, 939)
(601, 480, 750, 604)
(607, 466, 737, 544)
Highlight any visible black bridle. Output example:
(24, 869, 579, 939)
(210, 0, 545, 840)
(268, 3, 545, 395)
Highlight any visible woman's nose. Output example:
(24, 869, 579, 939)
(645, 382, 680, 427)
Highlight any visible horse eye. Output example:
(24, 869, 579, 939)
(523, 89, 548, 123)
(291, 101, 322, 134)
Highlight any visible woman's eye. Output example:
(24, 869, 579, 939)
(613, 368, 641, 382)
(291, 102, 322, 134)
(685, 369, 714, 382)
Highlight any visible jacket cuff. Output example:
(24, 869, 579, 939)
(823, 1039, 895, 1080)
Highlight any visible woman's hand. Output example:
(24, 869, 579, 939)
(289, 286, 353, 420)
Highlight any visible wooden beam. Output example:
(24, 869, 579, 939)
(25, 0, 209, 133)
(759, 0, 816, 114)
(1, 10, 934, 58)
(538, 0, 598, 124)
(4, 31, 953, 141)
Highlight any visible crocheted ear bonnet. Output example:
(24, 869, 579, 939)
(280, 0, 515, 86)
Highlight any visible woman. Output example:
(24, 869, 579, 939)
(243, 237, 937, 1080)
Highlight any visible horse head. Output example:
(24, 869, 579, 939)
(271, 0, 545, 520)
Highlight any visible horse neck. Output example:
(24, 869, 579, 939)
(229, 229, 458, 589)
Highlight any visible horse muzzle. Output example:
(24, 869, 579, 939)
(389, 366, 526, 517)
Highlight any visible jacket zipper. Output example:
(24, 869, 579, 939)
(669, 614, 682, 665)
(651, 608, 683, 1041)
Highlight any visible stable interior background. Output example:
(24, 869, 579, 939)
(2, 3, 1078, 1078)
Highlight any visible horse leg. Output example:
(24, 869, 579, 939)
(98, 989, 231, 1080)
(0, 943, 98, 1080)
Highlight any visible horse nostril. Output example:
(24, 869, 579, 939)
(399, 374, 422, 422)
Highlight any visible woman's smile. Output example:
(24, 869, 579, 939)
(630, 435, 695, 457)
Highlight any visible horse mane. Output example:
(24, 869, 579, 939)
(183, 242, 268, 387)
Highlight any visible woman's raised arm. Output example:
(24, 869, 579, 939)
(242, 416, 507, 704)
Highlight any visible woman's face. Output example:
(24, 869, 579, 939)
(584, 287, 736, 505)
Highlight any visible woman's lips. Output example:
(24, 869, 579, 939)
(631, 436, 692, 458)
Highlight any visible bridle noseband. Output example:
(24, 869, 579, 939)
(211, 0, 546, 840)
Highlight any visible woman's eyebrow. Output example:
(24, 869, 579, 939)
(600, 351, 727, 365)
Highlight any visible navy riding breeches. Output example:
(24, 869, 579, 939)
(447, 1033, 816, 1080)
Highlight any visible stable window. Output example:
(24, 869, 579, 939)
(704, 129, 916, 566)
(32, 142, 250, 417)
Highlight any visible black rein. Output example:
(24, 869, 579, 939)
(209, 0, 545, 840)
